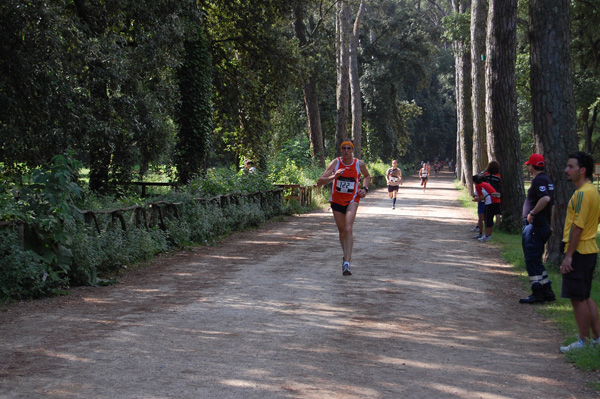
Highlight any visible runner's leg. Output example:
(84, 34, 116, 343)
(333, 210, 347, 258)
(342, 202, 359, 263)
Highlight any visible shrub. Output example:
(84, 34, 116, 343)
(0, 229, 65, 300)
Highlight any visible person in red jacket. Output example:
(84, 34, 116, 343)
(317, 140, 371, 276)
(472, 174, 501, 242)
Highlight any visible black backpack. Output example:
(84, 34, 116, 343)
(484, 174, 502, 196)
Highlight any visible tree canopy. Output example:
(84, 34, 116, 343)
(1, 0, 599, 215)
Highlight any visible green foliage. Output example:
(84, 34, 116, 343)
(205, 0, 301, 166)
(185, 167, 275, 197)
(441, 11, 471, 45)
(0, 229, 64, 300)
(16, 154, 83, 274)
(175, 23, 214, 184)
(361, 1, 455, 165)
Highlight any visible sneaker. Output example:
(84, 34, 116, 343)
(592, 338, 600, 345)
(560, 339, 585, 353)
(473, 233, 483, 239)
(478, 235, 492, 242)
(342, 262, 352, 276)
(470, 226, 480, 232)
(392, 206, 395, 209)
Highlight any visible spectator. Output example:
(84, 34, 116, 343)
(519, 153, 556, 304)
(559, 152, 600, 352)
(472, 174, 501, 242)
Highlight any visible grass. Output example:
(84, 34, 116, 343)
(455, 180, 600, 380)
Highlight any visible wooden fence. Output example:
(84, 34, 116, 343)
(78, 189, 284, 234)
(0, 188, 284, 249)
(1, 177, 385, 248)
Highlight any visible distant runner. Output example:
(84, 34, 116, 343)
(419, 162, 430, 192)
(386, 160, 403, 209)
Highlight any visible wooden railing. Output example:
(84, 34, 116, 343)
(275, 184, 315, 207)
(0, 189, 283, 247)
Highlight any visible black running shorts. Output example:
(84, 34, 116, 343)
(331, 202, 349, 214)
(561, 251, 597, 301)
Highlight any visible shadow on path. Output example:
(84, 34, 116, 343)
(0, 170, 597, 398)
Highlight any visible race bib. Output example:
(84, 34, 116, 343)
(336, 177, 355, 193)
(389, 176, 399, 185)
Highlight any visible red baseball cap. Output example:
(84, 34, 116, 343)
(525, 153, 545, 167)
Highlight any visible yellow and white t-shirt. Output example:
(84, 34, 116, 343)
(563, 182, 600, 254)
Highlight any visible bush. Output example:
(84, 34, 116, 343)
(0, 161, 288, 301)
(0, 229, 65, 300)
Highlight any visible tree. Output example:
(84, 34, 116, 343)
(0, 1, 77, 175)
(175, 22, 214, 184)
(448, 1, 472, 191)
(293, 3, 327, 167)
(361, 0, 451, 164)
(349, 1, 366, 158)
(529, 0, 578, 264)
(335, 1, 351, 155)
(72, 0, 190, 192)
(486, 0, 525, 231)
(202, 0, 299, 167)
(470, 0, 488, 174)
(571, 0, 600, 154)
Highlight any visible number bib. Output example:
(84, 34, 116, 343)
(336, 176, 355, 193)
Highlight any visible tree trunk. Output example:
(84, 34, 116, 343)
(456, 45, 473, 191)
(303, 78, 325, 167)
(582, 105, 598, 154)
(453, 0, 473, 192)
(335, 1, 350, 156)
(294, 5, 325, 167)
(471, 0, 488, 174)
(349, 1, 366, 158)
(529, 0, 578, 265)
(486, 0, 525, 232)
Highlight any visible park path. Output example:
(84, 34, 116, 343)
(1, 170, 598, 399)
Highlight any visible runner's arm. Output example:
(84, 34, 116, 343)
(359, 161, 371, 198)
(317, 159, 341, 187)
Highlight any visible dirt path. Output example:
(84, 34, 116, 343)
(1, 170, 599, 399)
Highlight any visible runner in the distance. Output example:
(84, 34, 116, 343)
(386, 160, 403, 209)
(317, 140, 371, 276)
(419, 162, 430, 192)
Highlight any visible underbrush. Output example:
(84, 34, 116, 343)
(1, 150, 385, 303)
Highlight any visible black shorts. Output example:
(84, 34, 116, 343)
(484, 203, 501, 227)
(561, 252, 597, 301)
(388, 185, 399, 192)
(421, 177, 428, 182)
(331, 202, 349, 214)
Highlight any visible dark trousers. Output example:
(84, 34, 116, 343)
(522, 221, 551, 286)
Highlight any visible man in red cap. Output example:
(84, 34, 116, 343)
(520, 153, 556, 303)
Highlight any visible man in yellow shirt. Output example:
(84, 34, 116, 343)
(560, 152, 600, 352)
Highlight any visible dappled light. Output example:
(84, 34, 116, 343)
(0, 172, 594, 398)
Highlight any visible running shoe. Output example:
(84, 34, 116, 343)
(392, 206, 395, 209)
(478, 235, 492, 242)
(470, 226, 480, 232)
(342, 262, 352, 276)
(560, 339, 585, 353)
(473, 233, 483, 239)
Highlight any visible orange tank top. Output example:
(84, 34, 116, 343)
(330, 157, 361, 206)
